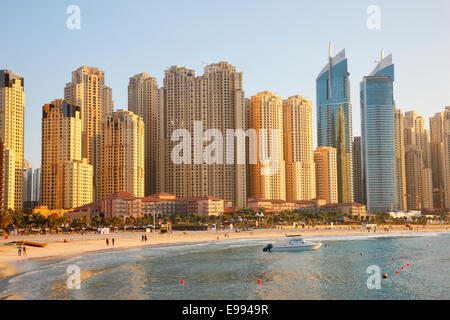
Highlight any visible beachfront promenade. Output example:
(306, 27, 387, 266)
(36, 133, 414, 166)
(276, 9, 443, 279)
(0, 224, 446, 244)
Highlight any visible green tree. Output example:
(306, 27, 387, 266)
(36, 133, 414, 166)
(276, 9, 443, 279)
(417, 216, 428, 226)
(107, 216, 124, 228)
(31, 212, 46, 229)
(19, 212, 33, 230)
(47, 214, 61, 230)
(0, 209, 13, 230)
(91, 215, 105, 227)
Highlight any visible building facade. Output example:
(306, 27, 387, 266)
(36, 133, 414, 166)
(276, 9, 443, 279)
(128, 73, 159, 195)
(99, 110, 145, 199)
(158, 62, 247, 208)
(352, 137, 364, 204)
(2, 148, 15, 210)
(404, 111, 433, 210)
(99, 192, 224, 219)
(250, 91, 286, 201)
(23, 159, 38, 210)
(0, 142, 4, 209)
(444, 107, 450, 209)
(64, 66, 113, 200)
(23, 159, 33, 203)
(320, 202, 366, 219)
(63, 158, 93, 209)
(248, 196, 325, 213)
(314, 146, 338, 204)
(316, 46, 353, 203)
(0, 70, 25, 210)
(41, 100, 92, 209)
(360, 52, 397, 213)
(394, 107, 407, 211)
(430, 111, 446, 209)
(32, 168, 40, 203)
(283, 95, 316, 201)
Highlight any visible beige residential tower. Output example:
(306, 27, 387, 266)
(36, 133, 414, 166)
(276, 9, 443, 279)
(41, 100, 92, 209)
(314, 146, 338, 204)
(283, 95, 315, 201)
(0, 70, 25, 210)
(250, 91, 286, 201)
(99, 110, 145, 199)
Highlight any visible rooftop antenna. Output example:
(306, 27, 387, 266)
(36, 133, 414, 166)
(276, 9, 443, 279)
(329, 42, 333, 58)
(381, 49, 385, 60)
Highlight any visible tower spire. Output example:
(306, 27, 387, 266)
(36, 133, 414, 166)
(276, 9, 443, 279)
(381, 49, 385, 60)
(329, 43, 333, 58)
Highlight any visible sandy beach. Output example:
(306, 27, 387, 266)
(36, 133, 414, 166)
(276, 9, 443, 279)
(1, 225, 449, 280)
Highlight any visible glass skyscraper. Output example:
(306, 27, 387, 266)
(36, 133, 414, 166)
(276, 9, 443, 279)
(316, 45, 353, 203)
(360, 51, 397, 213)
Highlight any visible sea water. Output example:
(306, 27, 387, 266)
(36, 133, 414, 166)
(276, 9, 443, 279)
(1, 232, 449, 300)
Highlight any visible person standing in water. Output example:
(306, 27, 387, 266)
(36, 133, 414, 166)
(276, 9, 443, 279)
(112, 238, 115, 246)
(23, 246, 27, 256)
(18, 245, 22, 256)
(106, 238, 109, 246)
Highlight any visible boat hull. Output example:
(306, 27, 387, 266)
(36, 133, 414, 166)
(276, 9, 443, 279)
(12, 241, 48, 248)
(270, 242, 322, 252)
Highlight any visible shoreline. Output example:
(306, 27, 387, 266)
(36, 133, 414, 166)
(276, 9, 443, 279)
(1, 225, 449, 280)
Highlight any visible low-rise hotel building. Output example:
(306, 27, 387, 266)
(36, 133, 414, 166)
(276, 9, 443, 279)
(248, 196, 326, 213)
(32, 205, 71, 218)
(69, 192, 225, 220)
(248, 196, 366, 218)
(320, 202, 366, 219)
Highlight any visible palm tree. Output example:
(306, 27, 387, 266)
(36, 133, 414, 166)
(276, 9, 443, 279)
(18, 212, 33, 230)
(58, 215, 69, 228)
(81, 215, 89, 228)
(71, 218, 83, 230)
(47, 214, 61, 230)
(0, 209, 13, 230)
(31, 212, 46, 229)
(91, 215, 104, 227)
(417, 216, 428, 226)
(107, 216, 124, 228)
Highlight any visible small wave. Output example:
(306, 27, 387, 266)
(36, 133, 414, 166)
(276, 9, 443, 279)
(304, 231, 444, 242)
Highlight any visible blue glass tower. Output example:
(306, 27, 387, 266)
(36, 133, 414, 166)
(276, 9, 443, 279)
(360, 51, 397, 213)
(316, 45, 353, 203)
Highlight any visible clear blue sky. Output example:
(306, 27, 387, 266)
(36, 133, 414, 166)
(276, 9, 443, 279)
(1, 0, 449, 169)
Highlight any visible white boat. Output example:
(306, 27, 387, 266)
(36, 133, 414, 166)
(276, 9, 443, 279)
(263, 238, 322, 252)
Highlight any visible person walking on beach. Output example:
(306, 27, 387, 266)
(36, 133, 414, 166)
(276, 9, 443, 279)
(18, 245, 22, 256)
(23, 245, 27, 257)
(144, 235, 147, 242)
(106, 238, 109, 246)
(112, 238, 115, 246)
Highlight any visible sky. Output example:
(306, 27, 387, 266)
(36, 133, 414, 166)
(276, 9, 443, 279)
(1, 0, 450, 169)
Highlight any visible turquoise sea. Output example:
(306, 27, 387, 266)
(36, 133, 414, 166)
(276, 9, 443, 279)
(1, 232, 449, 300)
